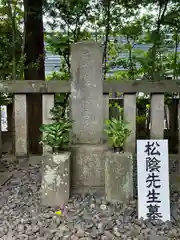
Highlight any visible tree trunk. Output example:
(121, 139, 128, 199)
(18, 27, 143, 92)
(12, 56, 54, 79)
(24, 0, 45, 154)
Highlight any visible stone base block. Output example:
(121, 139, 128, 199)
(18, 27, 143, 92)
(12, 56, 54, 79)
(41, 152, 70, 207)
(71, 144, 108, 189)
(105, 151, 133, 203)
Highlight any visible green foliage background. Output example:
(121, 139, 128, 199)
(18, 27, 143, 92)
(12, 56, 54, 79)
(0, 0, 180, 108)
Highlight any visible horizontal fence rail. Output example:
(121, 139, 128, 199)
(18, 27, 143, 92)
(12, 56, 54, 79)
(0, 80, 70, 93)
(103, 80, 180, 94)
(0, 80, 180, 93)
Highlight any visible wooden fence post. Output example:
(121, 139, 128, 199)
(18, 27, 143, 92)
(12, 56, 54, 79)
(42, 94, 54, 154)
(123, 94, 136, 153)
(103, 95, 109, 141)
(14, 94, 28, 157)
(150, 94, 164, 139)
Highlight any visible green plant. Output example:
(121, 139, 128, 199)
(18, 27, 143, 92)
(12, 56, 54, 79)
(109, 102, 123, 113)
(39, 119, 72, 153)
(104, 118, 131, 152)
(50, 104, 66, 122)
(136, 115, 146, 123)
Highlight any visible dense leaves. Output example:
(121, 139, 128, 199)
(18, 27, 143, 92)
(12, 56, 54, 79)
(39, 120, 72, 152)
(0, 2, 23, 81)
(0, 0, 180, 82)
(104, 118, 131, 150)
(43, 0, 180, 82)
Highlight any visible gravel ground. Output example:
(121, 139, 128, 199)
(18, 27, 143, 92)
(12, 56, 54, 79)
(0, 162, 180, 240)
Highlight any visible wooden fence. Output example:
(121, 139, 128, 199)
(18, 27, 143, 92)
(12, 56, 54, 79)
(0, 80, 180, 157)
(109, 97, 179, 153)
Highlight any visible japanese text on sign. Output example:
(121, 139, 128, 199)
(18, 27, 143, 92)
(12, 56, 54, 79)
(145, 141, 162, 220)
(137, 140, 170, 221)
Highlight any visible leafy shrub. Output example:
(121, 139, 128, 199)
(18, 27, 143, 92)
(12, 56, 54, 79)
(39, 120, 72, 153)
(104, 118, 131, 152)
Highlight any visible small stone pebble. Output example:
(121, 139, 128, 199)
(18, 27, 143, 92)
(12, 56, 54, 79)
(100, 204, 107, 211)
(0, 161, 180, 239)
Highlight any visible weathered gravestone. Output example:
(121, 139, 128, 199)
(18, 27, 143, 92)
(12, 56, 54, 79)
(70, 41, 107, 191)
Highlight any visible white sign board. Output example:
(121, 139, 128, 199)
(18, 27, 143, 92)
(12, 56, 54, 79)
(137, 139, 170, 221)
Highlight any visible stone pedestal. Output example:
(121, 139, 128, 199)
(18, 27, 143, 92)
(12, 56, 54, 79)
(41, 152, 70, 207)
(105, 151, 133, 203)
(71, 144, 108, 190)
